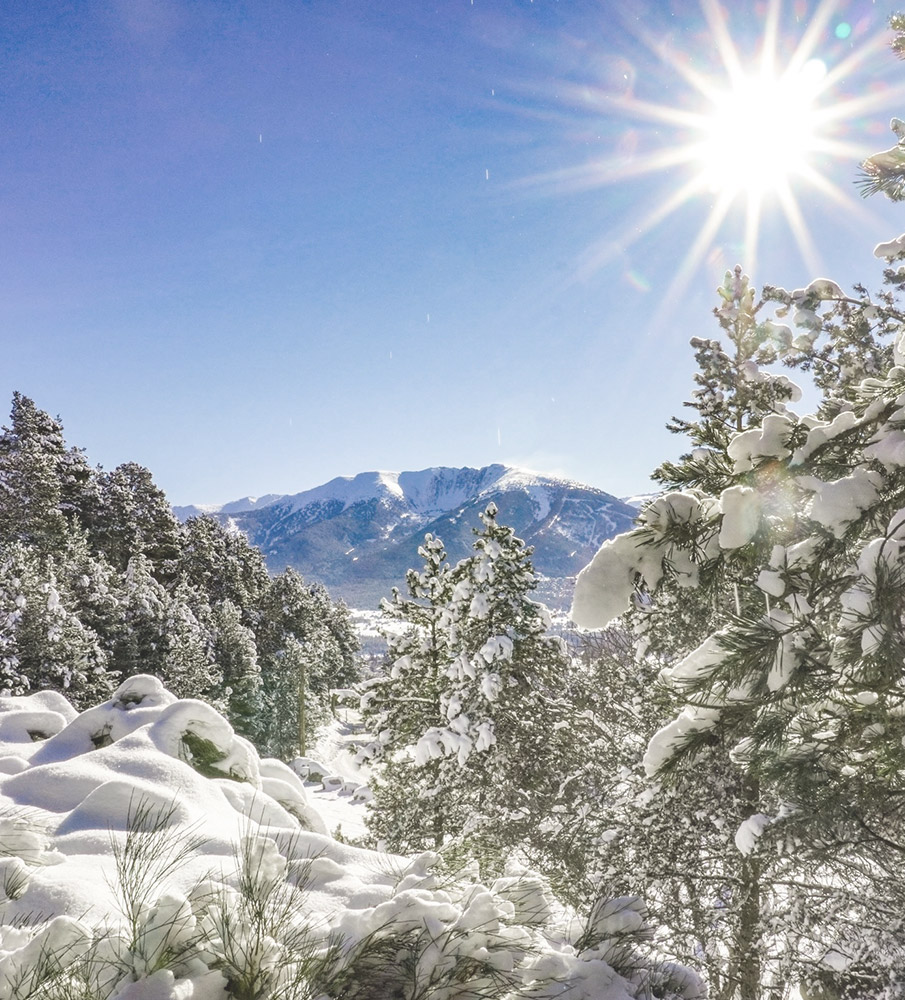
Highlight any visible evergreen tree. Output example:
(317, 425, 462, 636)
(857, 19, 905, 203)
(0, 392, 359, 749)
(177, 515, 271, 616)
(572, 267, 905, 993)
(563, 272, 813, 999)
(0, 393, 76, 553)
(161, 580, 221, 702)
(361, 533, 454, 757)
(257, 568, 359, 758)
(569, 626, 795, 999)
(439, 504, 581, 879)
(90, 462, 182, 577)
(0, 543, 113, 706)
(52, 531, 126, 680)
(303, 581, 360, 699)
(364, 507, 581, 884)
(211, 598, 262, 740)
(112, 553, 171, 681)
(361, 534, 463, 850)
(111, 556, 222, 701)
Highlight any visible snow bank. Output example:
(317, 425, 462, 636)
(0, 679, 702, 1000)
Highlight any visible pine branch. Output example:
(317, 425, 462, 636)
(856, 167, 905, 202)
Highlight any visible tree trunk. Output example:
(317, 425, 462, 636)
(297, 653, 306, 756)
(724, 774, 764, 1000)
(735, 852, 763, 1000)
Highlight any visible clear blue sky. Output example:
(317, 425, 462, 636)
(3, 0, 905, 505)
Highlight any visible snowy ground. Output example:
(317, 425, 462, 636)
(297, 708, 371, 843)
(0, 677, 703, 999)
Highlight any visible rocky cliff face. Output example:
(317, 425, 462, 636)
(174, 465, 638, 610)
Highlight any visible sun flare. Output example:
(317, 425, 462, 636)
(695, 60, 827, 198)
(526, 0, 905, 313)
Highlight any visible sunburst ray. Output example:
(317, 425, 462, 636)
(566, 1, 900, 290)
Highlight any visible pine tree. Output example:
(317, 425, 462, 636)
(566, 271, 817, 998)
(256, 568, 359, 758)
(857, 18, 905, 203)
(211, 598, 262, 740)
(0, 392, 364, 750)
(361, 534, 454, 758)
(177, 515, 271, 615)
(51, 530, 126, 681)
(570, 626, 792, 999)
(364, 507, 582, 883)
(90, 462, 182, 577)
(0, 393, 73, 553)
(361, 533, 462, 850)
(113, 553, 171, 681)
(161, 580, 221, 702)
(572, 266, 905, 993)
(0, 543, 113, 706)
(439, 504, 582, 879)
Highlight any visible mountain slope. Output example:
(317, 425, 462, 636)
(174, 465, 638, 609)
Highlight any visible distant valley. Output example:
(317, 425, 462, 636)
(174, 464, 639, 611)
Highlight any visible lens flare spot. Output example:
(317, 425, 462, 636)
(624, 269, 651, 292)
(834, 22, 852, 40)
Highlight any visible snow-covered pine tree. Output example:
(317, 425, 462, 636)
(0, 392, 360, 745)
(90, 462, 182, 578)
(0, 393, 77, 554)
(857, 15, 905, 203)
(436, 504, 581, 879)
(52, 531, 126, 677)
(361, 533, 462, 850)
(568, 270, 819, 999)
(176, 514, 271, 617)
(111, 555, 219, 701)
(364, 507, 583, 884)
(211, 598, 262, 740)
(162, 580, 221, 702)
(0, 542, 113, 706)
(570, 626, 802, 999)
(362, 534, 454, 757)
(573, 254, 905, 993)
(256, 568, 359, 758)
(112, 552, 171, 681)
(172, 514, 278, 735)
(302, 581, 360, 700)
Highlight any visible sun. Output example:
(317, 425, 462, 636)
(520, 0, 905, 312)
(695, 60, 827, 199)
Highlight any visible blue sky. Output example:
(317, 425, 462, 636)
(3, 0, 905, 505)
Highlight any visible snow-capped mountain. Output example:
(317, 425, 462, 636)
(174, 465, 638, 610)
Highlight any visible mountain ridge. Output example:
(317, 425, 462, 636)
(173, 464, 639, 610)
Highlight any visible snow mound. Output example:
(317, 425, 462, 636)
(0, 680, 703, 1000)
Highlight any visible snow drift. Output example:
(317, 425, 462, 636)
(0, 676, 703, 1000)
